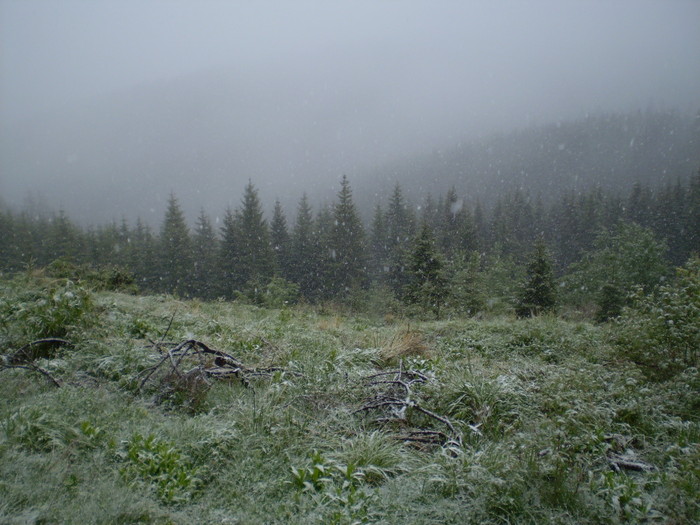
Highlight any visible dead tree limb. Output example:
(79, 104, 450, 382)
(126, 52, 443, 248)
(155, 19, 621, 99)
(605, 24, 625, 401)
(1, 363, 62, 387)
(136, 339, 293, 394)
(608, 454, 655, 473)
(356, 367, 463, 447)
(8, 338, 73, 364)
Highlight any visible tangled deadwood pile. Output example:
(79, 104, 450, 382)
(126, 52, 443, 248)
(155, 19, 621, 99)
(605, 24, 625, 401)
(355, 362, 470, 447)
(135, 339, 291, 408)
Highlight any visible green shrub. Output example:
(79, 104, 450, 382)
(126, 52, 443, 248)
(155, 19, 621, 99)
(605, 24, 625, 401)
(615, 257, 700, 377)
(45, 258, 137, 293)
(0, 278, 95, 344)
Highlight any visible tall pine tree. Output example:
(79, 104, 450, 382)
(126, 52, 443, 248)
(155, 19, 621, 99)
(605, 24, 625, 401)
(289, 194, 319, 299)
(159, 193, 192, 296)
(233, 180, 274, 294)
(516, 237, 557, 317)
(270, 199, 292, 280)
(191, 209, 219, 299)
(404, 223, 448, 318)
(218, 207, 239, 299)
(328, 175, 367, 297)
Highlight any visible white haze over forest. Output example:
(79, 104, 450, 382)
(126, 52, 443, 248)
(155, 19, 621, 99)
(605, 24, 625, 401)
(1, 1, 699, 225)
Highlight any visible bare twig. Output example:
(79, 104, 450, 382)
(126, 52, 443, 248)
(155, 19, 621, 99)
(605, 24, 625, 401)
(608, 454, 655, 472)
(1, 363, 62, 387)
(159, 310, 177, 345)
(356, 368, 462, 447)
(8, 338, 73, 364)
(136, 339, 292, 393)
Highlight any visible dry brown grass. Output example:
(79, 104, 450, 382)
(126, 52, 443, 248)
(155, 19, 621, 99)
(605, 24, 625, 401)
(379, 326, 431, 363)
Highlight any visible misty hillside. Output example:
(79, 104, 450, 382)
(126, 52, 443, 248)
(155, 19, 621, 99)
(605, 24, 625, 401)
(1, 53, 697, 226)
(360, 110, 700, 210)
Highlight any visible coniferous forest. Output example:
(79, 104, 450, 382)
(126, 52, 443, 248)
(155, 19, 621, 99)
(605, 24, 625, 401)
(1, 171, 698, 318)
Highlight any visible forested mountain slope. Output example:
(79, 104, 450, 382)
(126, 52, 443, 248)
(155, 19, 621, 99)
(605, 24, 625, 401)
(358, 110, 700, 210)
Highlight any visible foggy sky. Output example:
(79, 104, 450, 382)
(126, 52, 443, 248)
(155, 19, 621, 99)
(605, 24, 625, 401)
(1, 0, 700, 224)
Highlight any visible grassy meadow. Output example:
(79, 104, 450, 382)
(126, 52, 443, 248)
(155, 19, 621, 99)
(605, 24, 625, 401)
(0, 272, 698, 524)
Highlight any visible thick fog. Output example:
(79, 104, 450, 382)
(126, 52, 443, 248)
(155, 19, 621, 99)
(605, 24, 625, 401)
(1, 0, 699, 224)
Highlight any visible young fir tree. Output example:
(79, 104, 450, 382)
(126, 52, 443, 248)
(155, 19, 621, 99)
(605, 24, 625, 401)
(218, 207, 239, 299)
(385, 183, 415, 253)
(191, 209, 219, 299)
(370, 203, 389, 281)
(516, 237, 557, 318)
(595, 282, 625, 323)
(270, 199, 291, 280)
(314, 203, 336, 299)
(48, 209, 81, 262)
(159, 193, 192, 296)
(234, 181, 274, 299)
(289, 194, 318, 299)
(404, 223, 448, 318)
(130, 218, 158, 291)
(328, 175, 367, 297)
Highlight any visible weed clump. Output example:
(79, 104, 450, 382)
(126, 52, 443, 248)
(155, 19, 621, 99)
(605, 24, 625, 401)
(119, 433, 202, 504)
(378, 326, 430, 364)
(0, 276, 95, 346)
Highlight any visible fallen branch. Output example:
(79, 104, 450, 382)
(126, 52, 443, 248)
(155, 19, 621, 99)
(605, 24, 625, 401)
(8, 338, 73, 364)
(608, 454, 655, 473)
(356, 364, 463, 447)
(136, 339, 293, 394)
(1, 363, 62, 387)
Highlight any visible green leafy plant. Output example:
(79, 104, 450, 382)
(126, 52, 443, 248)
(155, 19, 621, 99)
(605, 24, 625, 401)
(119, 433, 202, 504)
(615, 256, 700, 377)
(0, 278, 94, 343)
(290, 451, 375, 523)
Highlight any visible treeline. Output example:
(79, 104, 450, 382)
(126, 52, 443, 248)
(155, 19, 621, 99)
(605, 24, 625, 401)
(0, 172, 698, 316)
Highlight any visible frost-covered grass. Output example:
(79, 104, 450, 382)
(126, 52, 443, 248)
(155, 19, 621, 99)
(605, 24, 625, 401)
(0, 275, 698, 524)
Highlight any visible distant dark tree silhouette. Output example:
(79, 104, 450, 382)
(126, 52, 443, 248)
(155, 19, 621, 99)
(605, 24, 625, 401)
(404, 223, 448, 318)
(595, 282, 624, 323)
(191, 209, 219, 299)
(270, 199, 291, 280)
(516, 237, 557, 318)
(159, 193, 192, 296)
(233, 181, 274, 299)
(328, 175, 367, 297)
(218, 207, 239, 299)
(289, 193, 319, 299)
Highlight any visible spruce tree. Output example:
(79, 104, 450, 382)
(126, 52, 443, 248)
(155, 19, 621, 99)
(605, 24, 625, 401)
(385, 183, 415, 252)
(328, 175, 367, 297)
(191, 209, 219, 299)
(218, 207, 239, 299)
(159, 193, 192, 296)
(384, 183, 415, 293)
(370, 203, 388, 281)
(131, 218, 157, 291)
(439, 187, 476, 257)
(404, 223, 448, 318)
(314, 204, 336, 299)
(289, 194, 319, 299)
(48, 209, 81, 262)
(270, 199, 291, 280)
(516, 237, 557, 318)
(234, 180, 274, 298)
